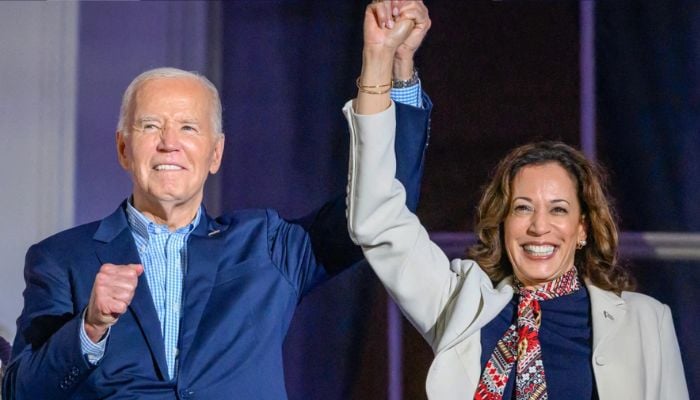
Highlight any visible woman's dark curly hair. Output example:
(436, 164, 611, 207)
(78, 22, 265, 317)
(467, 141, 634, 294)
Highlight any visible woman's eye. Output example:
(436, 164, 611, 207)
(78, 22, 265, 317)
(551, 206, 568, 215)
(513, 204, 533, 214)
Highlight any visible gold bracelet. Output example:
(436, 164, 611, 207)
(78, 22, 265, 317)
(356, 77, 392, 95)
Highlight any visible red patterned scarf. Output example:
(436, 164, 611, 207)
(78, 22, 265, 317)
(474, 267, 580, 400)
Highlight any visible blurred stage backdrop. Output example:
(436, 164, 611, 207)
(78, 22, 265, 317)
(0, 1, 697, 398)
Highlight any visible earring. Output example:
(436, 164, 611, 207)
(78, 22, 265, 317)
(576, 240, 587, 250)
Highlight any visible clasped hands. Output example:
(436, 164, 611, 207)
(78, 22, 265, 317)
(364, 0, 431, 80)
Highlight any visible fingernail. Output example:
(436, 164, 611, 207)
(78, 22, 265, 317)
(387, 19, 394, 29)
(393, 7, 399, 16)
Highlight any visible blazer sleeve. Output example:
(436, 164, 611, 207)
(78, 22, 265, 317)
(658, 304, 689, 399)
(344, 100, 475, 348)
(3, 244, 95, 400)
(269, 95, 433, 298)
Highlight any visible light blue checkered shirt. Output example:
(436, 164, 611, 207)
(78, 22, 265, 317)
(391, 79, 423, 108)
(79, 79, 422, 376)
(80, 202, 200, 380)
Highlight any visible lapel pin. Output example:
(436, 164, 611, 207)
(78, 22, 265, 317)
(208, 229, 221, 237)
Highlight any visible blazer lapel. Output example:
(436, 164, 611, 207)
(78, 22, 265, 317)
(437, 269, 514, 353)
(178, 213, 227, 368)
(93, 203, 169, 380)
(586, 281, 627, 353)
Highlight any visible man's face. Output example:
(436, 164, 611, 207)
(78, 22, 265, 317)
(117, 77, 224, 216)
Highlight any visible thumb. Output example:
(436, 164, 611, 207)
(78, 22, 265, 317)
(131, 264, 144, 277)
(389, 18, 415, 43)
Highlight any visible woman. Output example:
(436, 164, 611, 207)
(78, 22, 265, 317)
(345, 3, 688, 399)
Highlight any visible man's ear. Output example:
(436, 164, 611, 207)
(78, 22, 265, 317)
(116, 131, 130, 171)
(209, 134, 225, 174)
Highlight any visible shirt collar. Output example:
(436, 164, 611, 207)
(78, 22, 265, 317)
(125, 198, 202, 241)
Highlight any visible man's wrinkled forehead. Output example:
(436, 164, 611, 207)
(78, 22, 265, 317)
(128, 77, 212, 122)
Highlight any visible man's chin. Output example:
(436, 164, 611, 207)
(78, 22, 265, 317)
(133, 191, 202, 209)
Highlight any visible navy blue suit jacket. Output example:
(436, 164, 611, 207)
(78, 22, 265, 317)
(3, 98, 431, 400)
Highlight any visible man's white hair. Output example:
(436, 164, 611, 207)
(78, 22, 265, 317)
(116, 67, 223, 136)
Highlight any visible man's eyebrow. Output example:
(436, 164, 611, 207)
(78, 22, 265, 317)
(136, 116, 160, 123)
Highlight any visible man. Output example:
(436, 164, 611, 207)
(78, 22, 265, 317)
(3, 1, 431, 399)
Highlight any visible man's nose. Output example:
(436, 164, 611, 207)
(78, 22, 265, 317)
(157, 123, 179, 150)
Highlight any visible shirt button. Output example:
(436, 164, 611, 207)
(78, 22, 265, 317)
(595, 356, 607, 366)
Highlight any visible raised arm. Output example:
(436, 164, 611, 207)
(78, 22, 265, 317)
(291, 1, 433, 286)
(344, 1, 496, 349)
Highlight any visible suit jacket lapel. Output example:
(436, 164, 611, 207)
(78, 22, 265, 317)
(586, 281, 627, 352)
(178, 213, 226, 368)
(93, 203, 170, 380)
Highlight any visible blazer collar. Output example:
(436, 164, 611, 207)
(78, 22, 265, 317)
(93, 201, 131, 243)
(94, 200, 229, 241)
(586, 280, 627, 352)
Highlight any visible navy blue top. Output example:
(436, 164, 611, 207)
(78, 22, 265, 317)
(480, 284, 599, 399)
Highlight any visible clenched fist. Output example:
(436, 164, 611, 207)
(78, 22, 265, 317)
(84, 263, 143, 343)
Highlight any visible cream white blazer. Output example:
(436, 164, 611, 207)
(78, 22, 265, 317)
(343, 101, 689, 400)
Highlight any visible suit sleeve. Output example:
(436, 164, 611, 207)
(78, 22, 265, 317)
(266, 94, 432, 298)
(3, 244, 95, 400)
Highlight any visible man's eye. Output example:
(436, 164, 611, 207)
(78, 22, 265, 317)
(142, 124, 160, 132)
(182, 125, 198, 133)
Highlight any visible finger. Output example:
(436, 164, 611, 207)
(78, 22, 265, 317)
(99, 298, 129, 319)
(370, 1, 393, 29)
(104, 284, 138, 303)
(397, 7, 431, 29)
(397, 1, 428, 19)
(122, 265, 143, 282)
(93, 271, 140, 306)
(391, 0, 401, 17)
(105, 264, 143, 282)
(128, 264, 144, 277)
(95, 270, 139, 292)
(102, 263, 143, 274)
(367, 3, 384, 30)
(108, 299, 129, 316)
(390, 18, 415, 42)
(92, 298, 125, 323)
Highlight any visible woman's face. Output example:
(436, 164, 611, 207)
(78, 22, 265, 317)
(504, 162, 586, 289)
